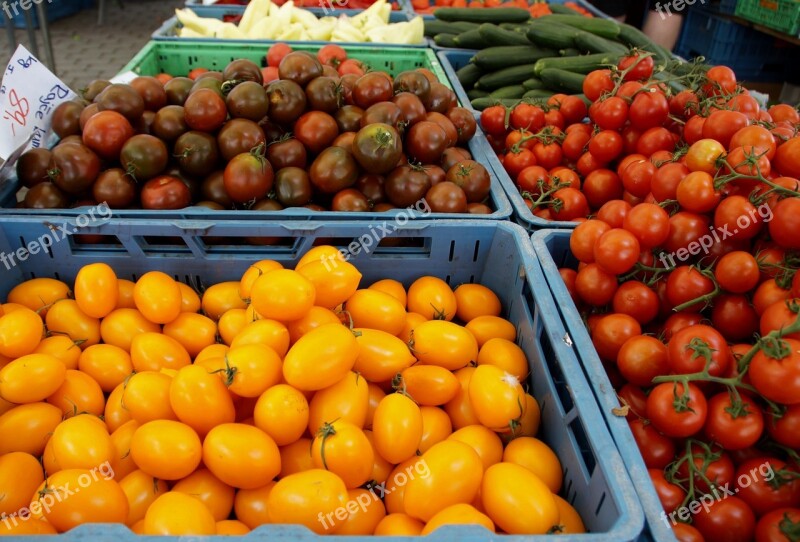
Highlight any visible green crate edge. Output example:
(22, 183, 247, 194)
(735, 0, 800, 36)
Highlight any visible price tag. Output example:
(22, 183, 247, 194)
(0, 45, 76, 160)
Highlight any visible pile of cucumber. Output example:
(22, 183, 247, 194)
(424, 8, 676, 110)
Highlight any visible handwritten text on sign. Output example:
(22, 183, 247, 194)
(0, 45, 76, 160)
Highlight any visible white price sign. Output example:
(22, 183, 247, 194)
(0, 45, 77, 160)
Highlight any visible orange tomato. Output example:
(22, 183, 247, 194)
(0, 353, 66, 403)
(143, 491, 216, 535)
(224, 343, 283, 397)
(233, 481, 275, 529)
(239, 260, 284, 300)
(169, 364, 235, 436)
(172, 468, 235, 521)
(308, 371, 369, 433)
(218, 308, 248, 345)
(202, 281, 247, 321)
(398, 312, 427, 344)
(335, 488, 387, 535)
(384, 456, 422, 514)
(448, 425, 504, 471)
(133, 271, 182, 324)
(104, 382, 133, 433)
(502, 437, 562, 493)
(364, 429, 393, 486)
(399, 365, 459, 406)
(365, 382, 385, 430)
(216, 520, 250, 534)
(354, 328, 416, 382)
(163, 312, 217, 357)
(33, 335, 82, 370)
(412, 320, 478, 371)
(250, 269, 315, 322)
(0, 305, 44, 357)
(368, 279, 407, 307)
(453, 284, 502, 322)
(311, 420, 374, 489)
(78, 344, 133, 392)
(229, 318, 291, 357)
(74, 262, 118, 318)
(297, 259, 362, 309)
(203, 423, 281, 489)
(553, 495, 586, 533)
(42, 434, 60, 475)
(286, 306, 341, 344)
(481, 462, 559, 534)
(422, 503, 495, 534)
(7, 277, 70, 316)
(109, 419, 139, 481)
(51, 414, 113, 470)
(254, 384, 309, 446)
(130, 420, 202, 480)
(46, 369, 105, 417)
(296, 246, 345, 269)
(99, 308, 160, 351)
(267, 469, 348, 534)
(0, 517, 57, 535)
(464, 315, 516, 347)
(283, 323, 358, 391)
(477, 338, 529, 382)
(468, 364, 526, 431)
(122, 371, 177, 423)
(131, 332, 191, 372)
(119, 469, 168, 526)
(177, 282, 201, 313)
(419, 405, 453, 453)
(407, 276, 457, 321)
(404, 440, 483, 522)
(279, 438, 314, 478)
(344, 289, 406, 335)
(116, 278, 137, 309)
(0, 395, 11, 417)
(444, 366, 480, 430)
(374, 513, 424, 535)
(514, 392, 541, 438)
(195, 343, 229, 364)
(372, 393, 423, 464)
(0, 452, 44, 517)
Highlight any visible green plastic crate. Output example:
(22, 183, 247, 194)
(735, 0, 800, 36)
(119, 41, 450, 87)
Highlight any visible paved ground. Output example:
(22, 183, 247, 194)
(0, 0, 183, 90)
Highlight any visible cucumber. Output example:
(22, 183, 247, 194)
(489, 85, 527, 99)
(434, 7, 530, 23)
(450, 21, 481, 32)
(526, 21, 581, 49)
(476, 63, 536, 90)
(542, 14, 621, 40)
(470, 97, 523, 110)
(473, 45, 556, 69)
(539, 68, 585, 93)
(574, 31, 629, 56)
(456, 62, 483, 89)
(617, 23, 671, 65)
(453, 28, 488, 49)
(523, 89, 555, 99)
(559, 47, 581, 57)
(499, 22, 530, 31)
(434, 33, 459, 48)
(533, 53, 619, 77)
(522, 77, 545, 90)
(548, 4, 582, 15)
(467, 88, 490, 99)
(478, 23, 531, 46)
(424, 20, 460, 37)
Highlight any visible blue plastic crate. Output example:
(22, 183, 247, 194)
(0, 218, 644, 541)
(0, 0, 92, 28)
(717, 0, 738, 14)
(407, 0, 610, 21)
(674, 7, 789, 81)
(531, 229, 679, 542)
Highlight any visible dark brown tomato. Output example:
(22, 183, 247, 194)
(260, 120, 285, 143)
(174, 131, 220, 178)
(385, 165, 431, 207)
(196, 71, 224, 82)
(335, 105, 364, 133)
(196, 201, 225, 210)
(120, 134, 169, 181)
(164, 77, 194, 106)
(82, 80, 111, 102)
(353, 72, 393, 109)
(426, 181, 467, 213)
(140, 175, 192, 210)
(393, 71, 431, 103)
(24, 182, 69, 209)
(355, 173, 386, 205)
(226, 81, 269, 122)
(332, 132, 356, 149)
(309, 147, 359, 194)
(353, 123, 403, 175)
(184, 88, 228, 132)
(59, 135, 83, 146)
(332, 189, 370, 212)
(425, 112, 457, 148)
(82, 110, 135, 160)
(322, 65, 340, 79)
(278, 52, 323, 87)
(92, 168, 137, 208)
(266, 80, 307, 125)
(424, 82, 454, 114)
(305, 76, 344, 113)
(78, 103, 99, 131)
(406, 121, 448, 164)
(152, 105, 188, 143)
(135, 110, 156, 135)
(223, 59, 263, 85)
(424, 165, 446, 186)
(467, 202, 492, 214)
(416, 68, 438, 84)
(251, 199, 283, 211)
(274, 167, 313, 207)
(446, 160, 491, 203)
(190, 78, 224, 101)
(223, 153, 274, 203)
(361, 102, 406, 133)
(16, 148, 51, 188)
(339, 74, 358, 106)
(96, 83, 145, 122)
(201, 171, 233, 208)
(447, 107, 477, 145)
(305, 203, 326, 211)
(51, 101, 83, 138)
(217, 118, 266, 161)
(266, 137, 307, 170)
(49, 143, 101, 194)
(294, 111, 339, 155)
(440, 147, 472, 172)
(130, 76, 167, 111)
(392, 92, 426, 127)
